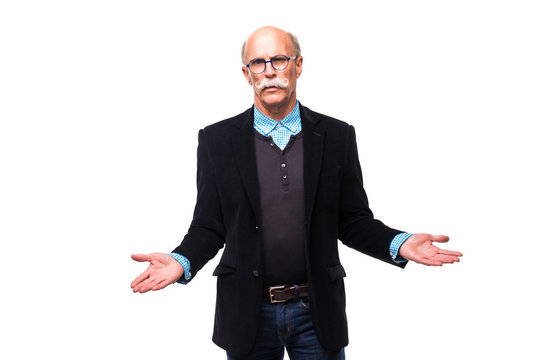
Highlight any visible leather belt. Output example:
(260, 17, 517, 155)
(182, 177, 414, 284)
(264, 284, 309, 303)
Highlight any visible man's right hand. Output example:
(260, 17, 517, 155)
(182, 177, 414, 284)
(130, 253, 184, 293)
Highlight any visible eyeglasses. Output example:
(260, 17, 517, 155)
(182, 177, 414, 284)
(245, 55, 297, 75)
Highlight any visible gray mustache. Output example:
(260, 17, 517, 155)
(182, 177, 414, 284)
(255, 77, 289, 90)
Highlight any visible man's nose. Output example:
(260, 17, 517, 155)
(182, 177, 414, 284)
(264, 62, 277, 77)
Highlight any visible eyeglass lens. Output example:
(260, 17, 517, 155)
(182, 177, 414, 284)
(249, 55, 289, 74)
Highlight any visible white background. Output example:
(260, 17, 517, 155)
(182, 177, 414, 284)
(1, 1, 539, 359)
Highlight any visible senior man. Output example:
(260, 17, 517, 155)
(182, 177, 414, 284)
(131, 26, 462, 360)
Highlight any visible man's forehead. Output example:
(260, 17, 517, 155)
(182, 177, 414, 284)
(245, 29, 293, 58)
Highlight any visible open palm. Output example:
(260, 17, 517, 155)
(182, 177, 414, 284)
(130, 253, 184, 293)
(399, 233, 462, 266)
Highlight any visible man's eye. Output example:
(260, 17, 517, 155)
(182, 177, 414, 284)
(251, 59, 265, 65)
(272, 58, 287, 67)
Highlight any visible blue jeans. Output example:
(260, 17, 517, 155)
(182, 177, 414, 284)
(226, 298, 345, 360)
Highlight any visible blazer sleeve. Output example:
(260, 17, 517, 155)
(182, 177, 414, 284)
(338, 125, 406, 268)
(171, 129, 226, 282)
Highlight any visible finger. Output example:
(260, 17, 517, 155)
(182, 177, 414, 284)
(136, 284, 152, 294)
(152, 279, 171, 291)
(131, 254, 151, 262)
(432, 254, 460, 264)
(415, 257, 443, 266)
(438, 248, 463, 257)
(131, 269, 150, 289)
(431, 235, 450, 243)
(134, 276, 158, 293)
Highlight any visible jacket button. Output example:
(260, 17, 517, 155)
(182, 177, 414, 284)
(255, 225, 259, 230)
(252, 270, 259, 277)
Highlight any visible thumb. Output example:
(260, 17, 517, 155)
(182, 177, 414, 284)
(431, 235, 450, 243)
(131, 253, 151, 262)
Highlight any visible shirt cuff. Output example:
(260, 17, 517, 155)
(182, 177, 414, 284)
(389, 233, 413, 264)
(169, 253, 191, 283)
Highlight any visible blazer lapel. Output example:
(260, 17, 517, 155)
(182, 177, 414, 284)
(300, 104, 325, 226)
(231, 107, 261, 224)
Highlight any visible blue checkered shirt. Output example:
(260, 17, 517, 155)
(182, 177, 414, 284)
(171, 102, 411, 282)
(253, 101, 302, 150)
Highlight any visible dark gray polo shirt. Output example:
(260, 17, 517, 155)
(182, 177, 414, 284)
(254, 129, 307, 286)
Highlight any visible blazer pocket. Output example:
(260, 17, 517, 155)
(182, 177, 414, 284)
(326, 264, 347, 282)
(212, 263, 237, 277)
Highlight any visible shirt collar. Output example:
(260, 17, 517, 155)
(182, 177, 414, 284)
(253, 101, 301, 136)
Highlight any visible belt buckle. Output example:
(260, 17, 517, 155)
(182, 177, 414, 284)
(269, 285, 287, 303)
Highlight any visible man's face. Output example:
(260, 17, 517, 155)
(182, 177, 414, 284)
(242, 29, 303, 112)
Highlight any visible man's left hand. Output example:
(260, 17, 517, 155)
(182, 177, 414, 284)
(399, 233, 462, 266)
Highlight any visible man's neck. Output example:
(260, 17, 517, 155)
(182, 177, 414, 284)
(254, 97, 297, 121)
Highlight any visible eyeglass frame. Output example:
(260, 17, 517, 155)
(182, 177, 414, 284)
(244, 55, 297, 75)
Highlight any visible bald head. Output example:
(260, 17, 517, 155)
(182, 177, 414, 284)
(241, 26, 301, 65)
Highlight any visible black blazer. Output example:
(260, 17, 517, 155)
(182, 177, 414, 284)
(173, 103, 406, 355)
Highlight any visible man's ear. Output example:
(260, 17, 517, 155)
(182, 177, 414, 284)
(295, 56, 303, 79)
(242, 66, 253, 85)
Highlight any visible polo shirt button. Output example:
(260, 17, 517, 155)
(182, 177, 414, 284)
(281, 163, 286, 168)
(252, 270, 259, 278)
(282, 175, 287, 179)
(270, 142, 274, 147)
